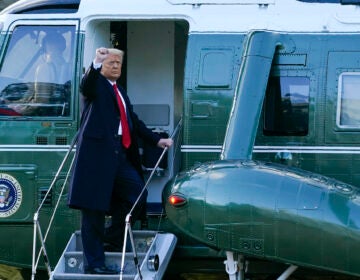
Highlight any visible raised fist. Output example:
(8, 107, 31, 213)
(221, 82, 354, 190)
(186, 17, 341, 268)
(94, 47, 109, 64)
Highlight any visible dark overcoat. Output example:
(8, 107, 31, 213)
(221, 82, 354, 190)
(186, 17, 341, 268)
(67, 64, 160, 211)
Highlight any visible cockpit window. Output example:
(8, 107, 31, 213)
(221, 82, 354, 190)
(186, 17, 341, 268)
(263, 76, 310, 136)
(337, 72, 360, 127)
(0, 25, 75, 117)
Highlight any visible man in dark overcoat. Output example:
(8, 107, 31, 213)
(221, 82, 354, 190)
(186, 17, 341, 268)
(68, 47, 173, 274)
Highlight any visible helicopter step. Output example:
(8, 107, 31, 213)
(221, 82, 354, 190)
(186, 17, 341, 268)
(50, 230, 177, 280)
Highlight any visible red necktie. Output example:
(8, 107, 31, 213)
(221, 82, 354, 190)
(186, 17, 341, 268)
(113, 84, 131, 148)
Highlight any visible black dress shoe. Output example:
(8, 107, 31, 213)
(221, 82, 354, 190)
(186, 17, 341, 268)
(85, 266, 118, 274)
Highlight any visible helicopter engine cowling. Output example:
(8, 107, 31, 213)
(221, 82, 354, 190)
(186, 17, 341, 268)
(163, 159, 360, 277)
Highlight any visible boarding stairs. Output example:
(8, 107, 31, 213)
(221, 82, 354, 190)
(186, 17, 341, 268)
(31, 122, 181, 280)
(50, 229, 177, 280)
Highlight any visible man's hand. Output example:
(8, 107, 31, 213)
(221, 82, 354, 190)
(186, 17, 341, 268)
(94, 47, 109, 64)
(157, 138, 173, 149)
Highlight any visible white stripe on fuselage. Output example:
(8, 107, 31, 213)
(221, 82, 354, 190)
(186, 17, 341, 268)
(181, 145, 360, 154)
(2, 144, 360, 154)
(0, 145, 72, 152)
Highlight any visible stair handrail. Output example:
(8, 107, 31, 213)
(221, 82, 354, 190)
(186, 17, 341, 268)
(119, 117, 183, 280)
(31, 131, 79, 280)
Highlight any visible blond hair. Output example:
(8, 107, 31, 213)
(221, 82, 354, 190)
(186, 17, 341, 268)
(107, 48, 124, 61)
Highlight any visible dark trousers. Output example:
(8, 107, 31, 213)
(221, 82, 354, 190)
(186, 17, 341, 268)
(81, 153, 146, 269)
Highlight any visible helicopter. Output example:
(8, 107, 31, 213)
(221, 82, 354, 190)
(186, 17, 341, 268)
(1, 0, 360, 279)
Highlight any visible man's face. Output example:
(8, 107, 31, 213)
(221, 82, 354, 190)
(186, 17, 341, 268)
(101, 54, 122, 82)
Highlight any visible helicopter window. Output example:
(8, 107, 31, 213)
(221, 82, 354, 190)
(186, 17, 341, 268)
(337, 72, 360, 127)
(263, 76, 310, 136)
(0, 25, 75, 117)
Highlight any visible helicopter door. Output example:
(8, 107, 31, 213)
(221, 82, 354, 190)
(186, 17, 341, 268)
(323, 51, 360, 183)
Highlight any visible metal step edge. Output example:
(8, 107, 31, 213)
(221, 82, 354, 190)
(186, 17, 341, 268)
(51, 272, 135, 280)
(63, 251, 148, 257)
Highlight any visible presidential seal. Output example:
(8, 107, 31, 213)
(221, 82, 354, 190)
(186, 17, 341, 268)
(0, 173, 22, 217)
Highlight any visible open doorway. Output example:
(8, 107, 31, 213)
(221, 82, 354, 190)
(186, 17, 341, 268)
(83, 19, 189, 212)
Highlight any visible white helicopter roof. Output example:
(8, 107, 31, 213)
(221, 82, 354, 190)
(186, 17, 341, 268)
(1, 0, 360, 33)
